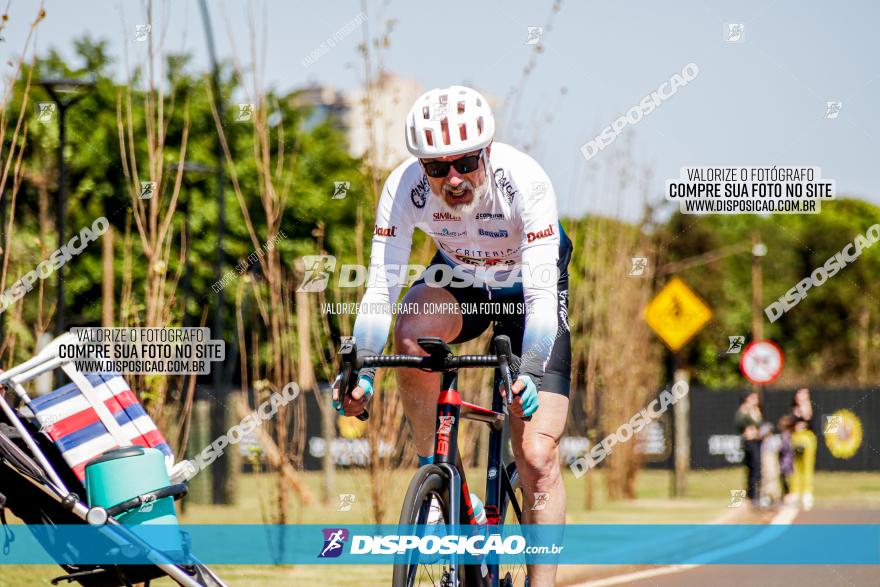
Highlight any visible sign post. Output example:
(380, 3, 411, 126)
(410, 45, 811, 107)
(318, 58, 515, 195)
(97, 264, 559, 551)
(644, 277, 712, 497)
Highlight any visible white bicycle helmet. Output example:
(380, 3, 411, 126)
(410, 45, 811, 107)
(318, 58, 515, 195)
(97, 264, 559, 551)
(405, 85, 495, 158)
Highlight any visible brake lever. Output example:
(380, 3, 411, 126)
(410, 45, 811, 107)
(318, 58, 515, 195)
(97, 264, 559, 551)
(500, 358, 514, 408)
(338, 337, 369, 421)
(494, 336, 531, 422)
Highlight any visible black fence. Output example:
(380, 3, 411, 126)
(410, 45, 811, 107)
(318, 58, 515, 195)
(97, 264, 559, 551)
(689, 387, 878, 471)
(294, 384, 877, 472)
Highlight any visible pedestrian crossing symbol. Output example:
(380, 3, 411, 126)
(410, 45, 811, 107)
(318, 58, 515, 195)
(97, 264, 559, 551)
(644, 277, 712, 351)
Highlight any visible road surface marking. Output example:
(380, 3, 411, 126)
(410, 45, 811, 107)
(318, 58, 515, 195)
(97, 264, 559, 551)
(571, 505, 799, 586)
(572, 564, 701, 587)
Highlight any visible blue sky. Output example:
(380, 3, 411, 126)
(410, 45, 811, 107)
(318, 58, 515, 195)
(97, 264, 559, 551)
(4, 0, 878, 220)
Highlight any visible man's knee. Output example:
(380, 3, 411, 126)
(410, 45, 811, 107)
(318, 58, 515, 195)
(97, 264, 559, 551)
(394, 315, 425, 354)
(393, 296, 460, 352)
(516, 433, 560, 485)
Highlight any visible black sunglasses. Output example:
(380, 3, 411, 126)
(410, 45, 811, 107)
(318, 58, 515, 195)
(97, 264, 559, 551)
(420, 151, 483, 178)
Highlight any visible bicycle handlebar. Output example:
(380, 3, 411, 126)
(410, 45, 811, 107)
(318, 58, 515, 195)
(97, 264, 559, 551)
(357, 353, 503, 371)
(335, 335, 530, 422)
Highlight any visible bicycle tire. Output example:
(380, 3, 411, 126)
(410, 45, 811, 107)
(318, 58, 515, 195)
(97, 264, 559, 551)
(392, 464, 469, 587)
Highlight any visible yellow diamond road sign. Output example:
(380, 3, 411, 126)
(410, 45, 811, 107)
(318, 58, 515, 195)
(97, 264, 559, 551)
(644, 277, 712, 352)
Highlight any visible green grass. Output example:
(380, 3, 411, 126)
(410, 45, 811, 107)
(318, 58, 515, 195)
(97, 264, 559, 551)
(3, 468, 880, 587)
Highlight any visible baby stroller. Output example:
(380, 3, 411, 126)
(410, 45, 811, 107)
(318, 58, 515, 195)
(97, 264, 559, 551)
(0, 333, 227, 587)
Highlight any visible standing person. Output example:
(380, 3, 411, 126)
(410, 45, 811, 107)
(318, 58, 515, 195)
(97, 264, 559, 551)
(791, 387, 817, 510)
(777, 415, 795, 503)
(760, 422, 782, 507)
(735, 391, 763, 507)
(333, 85, 572, 586)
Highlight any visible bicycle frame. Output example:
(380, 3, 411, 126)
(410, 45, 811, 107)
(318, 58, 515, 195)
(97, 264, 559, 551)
(432, 368, 523, 586)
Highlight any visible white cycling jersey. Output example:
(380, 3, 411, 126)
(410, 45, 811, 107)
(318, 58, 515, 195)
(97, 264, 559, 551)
(352, 142, 565, 384)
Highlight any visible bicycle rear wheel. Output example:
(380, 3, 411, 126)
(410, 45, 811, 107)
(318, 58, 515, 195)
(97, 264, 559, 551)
(392, 464, 462, 587)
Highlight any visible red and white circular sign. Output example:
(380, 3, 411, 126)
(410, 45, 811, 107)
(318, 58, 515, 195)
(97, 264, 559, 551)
(739, 340, 784, 384)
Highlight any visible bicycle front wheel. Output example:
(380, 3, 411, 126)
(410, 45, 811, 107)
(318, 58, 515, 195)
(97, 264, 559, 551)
(394, 464, 476, 587)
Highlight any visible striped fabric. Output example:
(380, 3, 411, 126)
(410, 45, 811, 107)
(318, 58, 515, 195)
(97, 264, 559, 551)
(28, 372, 174, 481)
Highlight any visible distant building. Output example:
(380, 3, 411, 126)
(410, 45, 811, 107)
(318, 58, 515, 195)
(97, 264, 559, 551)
(294, 75, 497, 172)
(344, 73, 423, 171)
(291, 76, 418, 171)
(291, 84, 348, 133)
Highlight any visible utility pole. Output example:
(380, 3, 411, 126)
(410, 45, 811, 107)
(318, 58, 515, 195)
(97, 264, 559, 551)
(751, 233, 767, 398)
(199, 0, 232, 505)
(39, 79, 94, 339)
(655, 237, 764, 497)
(672, 367, 690, 497)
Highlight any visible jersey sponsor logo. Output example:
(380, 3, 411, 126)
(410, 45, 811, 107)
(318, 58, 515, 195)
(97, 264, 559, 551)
(478, 228, 509, 238)
(429, 227, 466, 238)
(493, 168, 518, 204)
(455, 255, 516, 267)
(476, 212, 504, 221)
(453, 246, 517, 258)
(558, 289, 570, 331)
(410, 175, 429, 208)
(526, 223, 555, 243)
(433, 211, 461, 221)
(374, 225, 397, 237)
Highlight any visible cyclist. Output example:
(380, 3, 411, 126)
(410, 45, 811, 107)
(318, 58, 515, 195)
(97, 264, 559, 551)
(333, 85, 572, 586)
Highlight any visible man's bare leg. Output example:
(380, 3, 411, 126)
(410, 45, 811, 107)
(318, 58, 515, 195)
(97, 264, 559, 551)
(393, 284, 462, 458)
(510, 391, 569, 587)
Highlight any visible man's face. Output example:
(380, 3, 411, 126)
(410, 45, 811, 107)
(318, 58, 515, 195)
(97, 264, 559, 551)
(422, 146, 491, 211)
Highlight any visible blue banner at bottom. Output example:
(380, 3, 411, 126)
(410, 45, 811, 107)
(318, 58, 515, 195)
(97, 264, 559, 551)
(1, 524, 878, 565)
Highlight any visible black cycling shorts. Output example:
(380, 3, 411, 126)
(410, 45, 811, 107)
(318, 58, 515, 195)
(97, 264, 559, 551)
(411, 234, 572, 397)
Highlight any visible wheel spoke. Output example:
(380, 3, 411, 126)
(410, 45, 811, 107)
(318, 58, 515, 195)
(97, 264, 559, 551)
(405, 490, 450, 586)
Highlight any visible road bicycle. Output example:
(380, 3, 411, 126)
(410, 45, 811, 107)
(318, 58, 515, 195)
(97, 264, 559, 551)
(338, 334, 530, 587)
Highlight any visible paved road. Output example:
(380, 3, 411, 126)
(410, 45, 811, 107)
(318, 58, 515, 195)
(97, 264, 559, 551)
(602, 563, 879, 587)
(572, 508, 880, 587)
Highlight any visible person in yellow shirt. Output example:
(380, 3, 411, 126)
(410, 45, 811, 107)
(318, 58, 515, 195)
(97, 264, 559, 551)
(790, 388, 817, 510)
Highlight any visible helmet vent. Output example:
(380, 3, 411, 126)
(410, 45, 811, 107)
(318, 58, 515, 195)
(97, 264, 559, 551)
(440, 118, 450, 144)
(422, 106, 429, 119)
(424, 129, 434, 146)
(477, 116, 483, 134)
(459, 123, 467, 141)
(457, 101, 465, 114)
